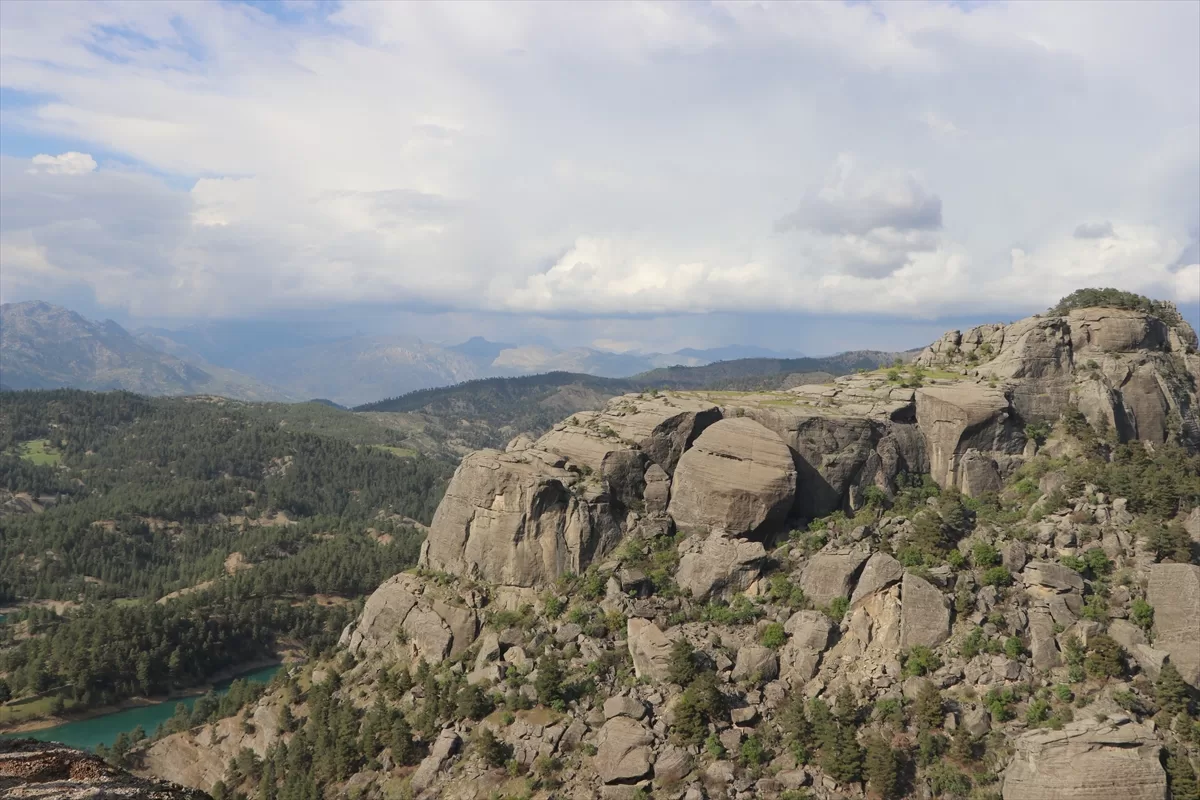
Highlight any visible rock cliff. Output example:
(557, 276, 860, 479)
(1, 739, 208, 800)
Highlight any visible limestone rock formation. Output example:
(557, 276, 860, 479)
(1002, 717, 1167, 800)
(1146, 563, 1200, 686)
(1, 739, 208, 800)
(667, 418, 797, 536)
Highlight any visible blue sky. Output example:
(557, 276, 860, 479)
(1, 0, 1197, 352)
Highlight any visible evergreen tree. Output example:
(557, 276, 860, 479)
(534, 651, 566, 707)
(390, 712, 417, 766)
(666, 637, 698, 686)
(1167, 749, 1200, 800)
(864, 733, 901, 800)
(1155, 662, 1192, 717)
(475, 726, 510, 768)
(914, 681, 944, 732)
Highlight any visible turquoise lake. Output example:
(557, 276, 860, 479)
(1, 663, 282, 752)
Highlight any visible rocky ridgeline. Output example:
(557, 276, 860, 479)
(115, 304, 1199, 800)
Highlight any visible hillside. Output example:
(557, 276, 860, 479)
(112, 295, 1200, 800)
(0, 390, 452, 736)
(0, 302, 289, 401)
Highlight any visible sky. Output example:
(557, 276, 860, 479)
(1, 0, 1198, 354)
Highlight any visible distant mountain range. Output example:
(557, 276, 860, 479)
(0, 301, 294, 400)
(0, 301, 911, 406)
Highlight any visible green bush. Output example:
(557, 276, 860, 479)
(827, 596, 850, 621)
(902, 646, 943, 678)
(972, 542, 1001, 568)
(1130, 598, 1154, 632)
(982, 566, 1013, 587)
(1084, 635, 1126, 679)
(759, 623, 787, 649)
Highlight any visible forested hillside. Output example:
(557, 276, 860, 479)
(0, 390, 452, 724)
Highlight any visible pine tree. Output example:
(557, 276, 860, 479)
(666, 637, 698, 686)
(535, 651, 566, 707)
(1155, 662, 1191, 717)
(915, 681, 944, 732)
(864, 733, 901, 800)
(475, 726, 510, 768)
(1167, 749, 1200, 800)
(390, 712, 417, 766)
(950, 724, 975, 762)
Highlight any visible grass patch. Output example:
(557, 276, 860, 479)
(0, 693, 79, 726)
(18, 439, 62, 466)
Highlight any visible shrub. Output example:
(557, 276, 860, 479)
(864, 733, 902, 799)
(1004, 637, 1024, 660)
(768, 573, 807, 608)
(671, 672, 727, 746)
(914, 681, 944, 731)
(960, 627, 986, 659)
(1155, 662, 1192, 717)
(476, 727, 511, 768)
(902, 645, 943, 678)
(1084, 635, 1126, 679)
(984, 687, 1017, 722)
(972, 542, 1001, 568)
(739, 734, 770, 768)
(827, 596, 850, 621)
(1082, 548, 1112, 576)
(982, 567, 1013, 587)
(666, 637, 698, 686)
(759, 623, 787, 649)
(1130, 598, 1154, 632)
(535, 652, 566, 707)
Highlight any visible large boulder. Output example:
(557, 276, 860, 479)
(595, 716, 654, 784)
(899, 572, 951, 650)
(1022, 561, 1085, 593)
(850, 552, 904, 606)
(589, 394, 722, 475)
(732, 645, 779, 683)
(779, 610, 837, 685)
(340, 573, 481, 664)
(798, 549, 869, 607)
(627, 618, 673, 681)
(675, 533, 767, 600)
(420, 448, 622, 587)
(668, 418, 797, 536)
(1002, 718, 1167, 800)
(1147, 563, 1200, 686)
(915, 384, 1022, 490)
(411, 730, 460, 795)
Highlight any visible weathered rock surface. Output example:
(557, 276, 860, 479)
(139, 688, 286, 792)
(668, 418, 797, 535)
(411, 729, 460, 795)
(627, 618, 673, 681)
(915, 384, 1021, 492)
(1022, 561, 1085, 593)
(849, 552, 904, 606)
(1, 739, 208, 800)
(732, 644, 779, 683)
(1146, 563, 1200, 686)
(340, 572, 481, 663)
(675, 532, 767, 599)
(780, 610, 836, 684)
(420, 448, 623, 587)
(899, 572, 952, 649)
(595, 716, 654, 784)
(1002, 718, 1167, 800)
(798, 549, 869, 607)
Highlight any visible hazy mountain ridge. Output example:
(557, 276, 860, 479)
(0, 301, 289, 401)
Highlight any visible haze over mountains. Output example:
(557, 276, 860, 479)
(1, 301, 862, 407)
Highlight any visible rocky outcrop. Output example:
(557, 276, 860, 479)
(339, 572, 482, 664)
(595, 716, 654, 784)
(899, 572, 952, 650)
(675, 532, 767, 599)
(667, 418, 797, 536)
(779, 610, 836, 685)
(1002, 717, 1167, 800)
(915, 384, 1022, 491)
(1146, 563, 1200, 687)
(627, 618, 673, 681)
(411, 729, 460, 795)
(1, 739, 208, 800)
(419, 447, 622, 587)
(798, 549, 868, 607)
(915, 306, 1199, 448)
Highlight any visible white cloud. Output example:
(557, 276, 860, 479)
(27, 151, 96, 175)
(0, 1, 1197, 321)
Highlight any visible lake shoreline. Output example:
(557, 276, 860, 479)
(0, 656, 288, 735)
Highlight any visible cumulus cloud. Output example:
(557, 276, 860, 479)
(1074, 221, 1116, 239)
(0, 1, 1197, 321)
(27, 151, 96, 175)
(775, 156, 943, 238)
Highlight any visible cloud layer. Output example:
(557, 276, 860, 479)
(0, 1, 1197, 322)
